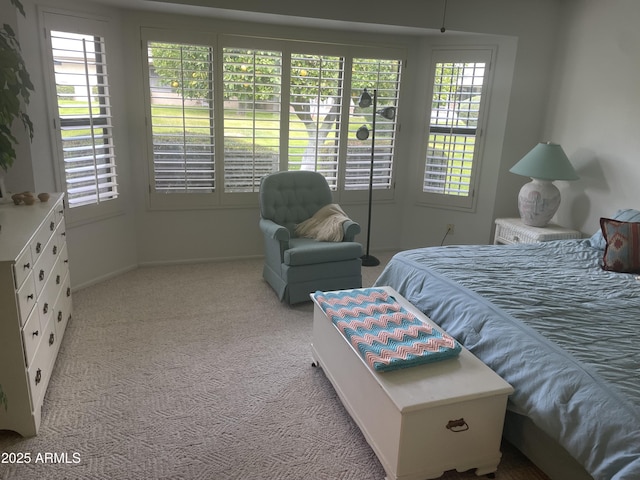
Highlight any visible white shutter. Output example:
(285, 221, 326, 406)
(147, 42, 215, 193)
(346, 58, 402, 191)
(423, 60, 487, 197)
(288, 53, 344, 190)
(50, 31, 118, 207)
(223, 48, 281, 193)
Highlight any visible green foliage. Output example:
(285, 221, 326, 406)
(149, 44, 399, 106)
(0, 0, 33, 172)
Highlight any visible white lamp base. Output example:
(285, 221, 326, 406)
(517, 178, 560, 227)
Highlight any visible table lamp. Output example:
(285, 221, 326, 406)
(509, 142, 578, 227)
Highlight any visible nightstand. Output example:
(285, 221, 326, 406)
(494, 218, 582, 245)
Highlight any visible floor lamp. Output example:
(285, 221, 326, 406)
(355, 88, 396, 267)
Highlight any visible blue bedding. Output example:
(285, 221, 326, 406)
(374, 239, 640, 480)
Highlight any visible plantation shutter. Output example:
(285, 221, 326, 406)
(346, 58, 402, 191)
(147, 42, 215, 193)
(287, 54, 344, 190)
(222, 48, 282, 193)
(50, 31, 118, 207)
(423, 57, 489, 198)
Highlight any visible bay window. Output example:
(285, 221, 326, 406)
(142, 28, 404, 208)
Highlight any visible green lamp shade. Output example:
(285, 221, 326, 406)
(509, 142, 579, 181)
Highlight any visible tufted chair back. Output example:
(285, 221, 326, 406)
(260, 171, 333, 234)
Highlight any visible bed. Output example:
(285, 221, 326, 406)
(373, 214, 640, 480)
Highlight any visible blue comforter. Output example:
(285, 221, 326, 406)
(374, 240, 640, 480)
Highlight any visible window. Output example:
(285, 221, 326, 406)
(48, 29, 118, 208)
(422, 50, 492, 210)
(347, 58, 402, 191)
(142, 29, 405, 207)
(147, 42, 215, 193)
(224, 48, 282, 193)
(288, 53, 343, 189)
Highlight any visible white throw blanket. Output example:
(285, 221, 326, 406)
(294, 204, 351, 242)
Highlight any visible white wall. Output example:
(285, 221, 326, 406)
(11, 0, 577, 287)
(545, 0, 640, 235)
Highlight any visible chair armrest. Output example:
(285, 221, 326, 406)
(342, 220, 361, 242)
(260, 218, 290, 242)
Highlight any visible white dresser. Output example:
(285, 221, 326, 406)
(0, 193, 72, 437)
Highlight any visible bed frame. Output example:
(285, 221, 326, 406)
(503, 411, 593, 480)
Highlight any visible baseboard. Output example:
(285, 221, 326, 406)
(72, 255, 265, 292)
(72, 263, 139, 292)
(138, 254, 263, 268)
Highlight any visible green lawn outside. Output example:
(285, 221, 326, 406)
(58, 99, 377, 153)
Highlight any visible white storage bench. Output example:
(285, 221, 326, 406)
(311, 286, 514, 480)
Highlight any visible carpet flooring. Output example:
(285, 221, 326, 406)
(0, 252, 549, 479)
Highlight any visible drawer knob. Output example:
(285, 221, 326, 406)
(50, 221, 55, 231)
(49, 333, 55, 346)
(43, 303, 49, 314)
(446, 418, 469, 432)
(52, 245, 58, 255)
(56, 275, 61, 285)
(27, 293, 34, 300)
(32, 330, 39, 337)
(24, 262, 30, 270)
(35, 368, 42, 385)
(66, 287, 71, 297)
(39, 269, 45, 281)
(36, 242, 42, 254)
(57, 311, 62, 322)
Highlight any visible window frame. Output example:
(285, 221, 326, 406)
(418, 48, 495, 212)
(142, 28, 219, 210)
(141, 28, 405, 210)
(41, 10, 123, 224)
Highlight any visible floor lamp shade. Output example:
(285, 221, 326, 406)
(509, 142, 579, 227)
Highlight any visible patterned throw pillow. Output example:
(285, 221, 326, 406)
(590, 209, 640, 250)
(600, 218, 640, 273)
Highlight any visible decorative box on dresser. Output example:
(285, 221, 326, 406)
(0, 193, 72, 437)
(494, 217, 582, 245)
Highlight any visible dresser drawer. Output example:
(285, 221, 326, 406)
(31, 211, 56, 266)
(54, 272, 72, 338)
(13, 247, 33, 290)
(33, 235, 60, 297)
(17, 272, 37, 327)
(55, 215, 67, 246)
(54, 202, 65, 225)
(22, 308, 43, 367)
(38, 265, 61, 328)
(51, 243, 69, 292)
(27, 317, 57, 410)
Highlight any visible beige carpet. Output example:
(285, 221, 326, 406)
(0, 252, 548, 479)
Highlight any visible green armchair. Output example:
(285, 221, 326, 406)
(259, 171, 363, 304)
